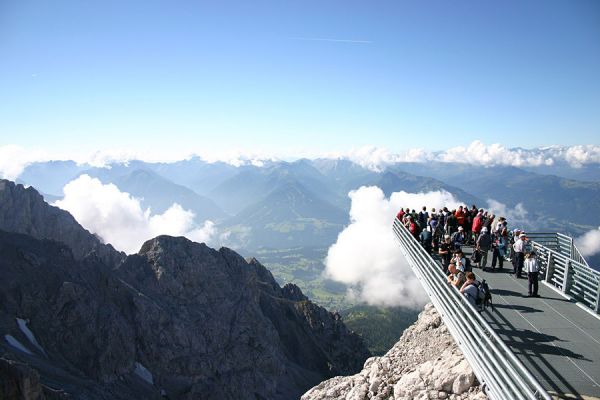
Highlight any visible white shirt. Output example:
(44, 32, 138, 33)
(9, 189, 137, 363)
(513, 239, 525, 253)
(524, 258, 539, 273)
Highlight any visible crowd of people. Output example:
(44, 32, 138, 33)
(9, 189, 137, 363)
(396, 205, 541, 305)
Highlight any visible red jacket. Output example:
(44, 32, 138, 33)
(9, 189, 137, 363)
(472, 215, 483, 233)
(455, 210, 466, 226)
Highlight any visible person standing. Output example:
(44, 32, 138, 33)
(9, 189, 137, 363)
(476, 227, 492, 270)
(439, 235, 453, 273)
(513, 233, 527, 278)
(472, 211, 484, 244)
(491, 226, 506, 271)
(524, 251, 540, 297)
(420, 226, 433, 254)
(418, 206, 429, 231)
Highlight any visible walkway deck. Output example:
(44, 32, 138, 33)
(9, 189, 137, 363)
(466, 249, 600, 399)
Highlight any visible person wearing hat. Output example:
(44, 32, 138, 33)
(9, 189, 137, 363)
(512, 233, 527, 278)
(476, 226, 492, 270)
(524, 251, 540, 297)
(450, 225, 466, 250)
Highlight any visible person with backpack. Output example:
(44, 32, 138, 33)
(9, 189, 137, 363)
(525, 251, 540, 297)
(460, 272, 482, 308)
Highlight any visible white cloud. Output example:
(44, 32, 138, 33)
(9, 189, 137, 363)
(561, 145, 600, 168)
(575, 227, 600, 257)
(338, 141, 595, 171)
(485, 199, 528, 226)
(0, 145, 50, 180)
(324, 186, 462, 308)
(3, 142, 600, 181)
(439, 141, 554, 167)
(54, 175, 215, 254)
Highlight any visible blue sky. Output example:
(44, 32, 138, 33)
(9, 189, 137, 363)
(1, 0, 599, 156)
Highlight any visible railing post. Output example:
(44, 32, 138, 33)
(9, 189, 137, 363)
(570, 236, 575, 260)
(545, 252, 554, 283)
(595, 281, 600, 314)
(563, 260, 571, 294)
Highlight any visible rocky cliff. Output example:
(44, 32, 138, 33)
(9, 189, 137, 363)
(302, 304, 487, 400)
(0, 179, 124, 266)
(0, 181, 370, 399)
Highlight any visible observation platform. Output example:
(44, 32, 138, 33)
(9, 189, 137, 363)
(469, 253, 600, 399)
(393, 218, 600, 400)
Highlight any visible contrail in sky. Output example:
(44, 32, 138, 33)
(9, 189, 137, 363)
(290, 37, 372, 44)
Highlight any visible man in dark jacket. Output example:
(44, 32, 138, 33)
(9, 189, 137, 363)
(476, 226, 492, 270)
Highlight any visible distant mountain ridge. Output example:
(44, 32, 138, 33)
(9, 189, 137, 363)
(82, 167, 228, 222)
(15, 157, 600, 249)
(223, 179, 348, 249)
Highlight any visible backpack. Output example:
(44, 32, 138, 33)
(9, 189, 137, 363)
(466, 281, 486, 306)
(464, 257, 472, 272)
(478, 280, 492, 310)
(470, 250, 481, 264)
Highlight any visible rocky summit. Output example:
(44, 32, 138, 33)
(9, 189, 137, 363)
(0, 180, 370, 399)
(302, 304, 486, 400)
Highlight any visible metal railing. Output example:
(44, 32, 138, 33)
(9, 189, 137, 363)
(393, 218, 551, 400)
(527, 232, 590, 268)
(528, 235, 600, 314)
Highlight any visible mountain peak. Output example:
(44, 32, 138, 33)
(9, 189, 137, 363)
(0, 179, 124, 265)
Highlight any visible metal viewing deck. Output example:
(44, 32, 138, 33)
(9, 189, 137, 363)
(393, 218, 600, 400)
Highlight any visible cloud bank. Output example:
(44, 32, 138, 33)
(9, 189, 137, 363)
(0, 145, 50, 181)
(575, 227, 600, 258)
(324, 186, 463, 308)
(54, 175, 215, 254)
(3, 142, 600, 180)
(339, 141, 564, 171)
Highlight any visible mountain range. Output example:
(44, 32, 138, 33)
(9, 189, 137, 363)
(0, 180, 370, 399)
(16, 157, 600, 254)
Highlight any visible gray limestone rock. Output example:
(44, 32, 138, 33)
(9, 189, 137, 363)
(302, 304, 486, 400)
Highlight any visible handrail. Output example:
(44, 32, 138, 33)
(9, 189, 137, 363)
(393, 218, 551, 400)
(529, 236, 600, 314)
(527, 232, 590, 268)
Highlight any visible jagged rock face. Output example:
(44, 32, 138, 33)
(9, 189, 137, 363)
(0, 181, 370, 399)
(302, 304, 487, 400)
(0, 357, 69, 400)
(0, 180, 124, 266)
